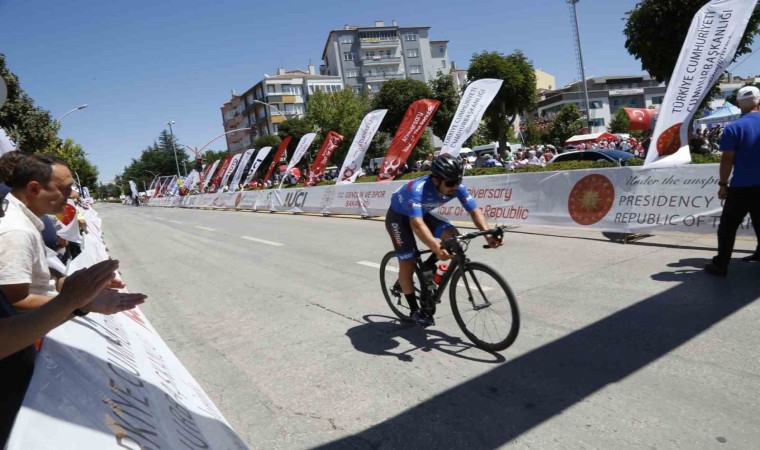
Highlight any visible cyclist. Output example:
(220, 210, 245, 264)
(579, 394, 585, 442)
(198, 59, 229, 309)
(385, 154, 502, 327)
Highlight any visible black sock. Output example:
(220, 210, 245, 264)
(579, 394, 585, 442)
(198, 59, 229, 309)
(404, 293, 419, 313)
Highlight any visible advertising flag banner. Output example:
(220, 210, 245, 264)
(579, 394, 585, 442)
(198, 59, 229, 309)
(200, 159, 220, 192)
(285, 133, 317, 173)
(645, 0, 759, 167)
(306, 131, 345, 187)
(377, 99, 440, 181)
(262, 136, 292, 187)
(337, 109, 387, 184)
(128, 180, 139, 198)
(440, 79, 503, 157)
(219, 153, 243, 189)
(210, 156, 232, 191)
(228, 149, 255, 192)
(243, 146, 272, 186)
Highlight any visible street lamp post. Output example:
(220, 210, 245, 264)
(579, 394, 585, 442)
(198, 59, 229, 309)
(165, 121, 182, 178)
(57, 104, 88, 123)
(251, 99, 303, 135)
(567, 0, 592, 130)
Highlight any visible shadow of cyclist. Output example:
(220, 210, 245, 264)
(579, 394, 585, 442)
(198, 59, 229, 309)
(345, 315, 505, 364)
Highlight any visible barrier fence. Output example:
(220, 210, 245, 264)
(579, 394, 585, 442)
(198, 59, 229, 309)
(148, 164, 754, 237)
(7, 206, 248, 449)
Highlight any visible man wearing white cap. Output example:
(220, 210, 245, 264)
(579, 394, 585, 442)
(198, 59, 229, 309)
(704, 86, 760, 276)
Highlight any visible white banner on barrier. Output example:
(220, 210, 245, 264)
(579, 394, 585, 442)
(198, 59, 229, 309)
(285, 133, 316, 175)
(220, 153, 242, 189)
(200, 159, 220, 192)
(168, 164, 754, 236)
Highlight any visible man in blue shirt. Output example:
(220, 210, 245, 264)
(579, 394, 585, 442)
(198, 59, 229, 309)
(705, 86, 760, 276)
(385, 154, 502, 325)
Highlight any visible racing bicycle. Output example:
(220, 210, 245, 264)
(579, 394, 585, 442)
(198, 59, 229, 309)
(380, 226, 520, 352)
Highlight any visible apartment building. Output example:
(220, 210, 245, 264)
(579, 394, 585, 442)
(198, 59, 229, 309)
(321, 20, 450, 94)
(535, 74, 667, 134)
(220, 65, 343, 153)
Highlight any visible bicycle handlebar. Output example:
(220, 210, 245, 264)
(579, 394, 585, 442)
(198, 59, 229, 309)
(443, 225, 508, 252)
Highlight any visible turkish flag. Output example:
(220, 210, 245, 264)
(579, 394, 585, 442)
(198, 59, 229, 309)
(624, 108, 657, 131)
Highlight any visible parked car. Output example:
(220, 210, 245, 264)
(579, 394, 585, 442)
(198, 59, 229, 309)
(547, 149, 638, 166)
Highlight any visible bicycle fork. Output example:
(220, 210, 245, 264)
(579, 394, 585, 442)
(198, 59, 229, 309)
(457, 262, 492, 310)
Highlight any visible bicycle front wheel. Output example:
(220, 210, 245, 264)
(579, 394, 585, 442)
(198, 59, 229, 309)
(449, 262, 520, 351)
(379, 251, 414, 322)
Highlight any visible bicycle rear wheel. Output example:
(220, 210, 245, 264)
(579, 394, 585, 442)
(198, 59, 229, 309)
(379, 251, 420, 323)
(449, 262, 520, 351)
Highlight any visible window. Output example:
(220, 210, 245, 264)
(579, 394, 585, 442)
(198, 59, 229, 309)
(410, 65, 421, 74)
(407, 49, 418, 58)
(364, 51, 375, 60)
(404, 34, 418, 41)
(438, 45, 445, 53)
(353, 84, 363, 94)
(258, 107, 266, 119)
(255, 88, 263, 99)
(346, 69, 358, 78)
(272, 124, 279, 133)
(441, 60, 446, 68)
(589, 118, 605, 126)
(267, 85, 276, 93)
(651, 96, 664, 105)
(590, 101, 603, 109)
(343, 52, 355, 61)
(285, 104, 304, 115)
(339, 35, 354, 44)
(283, 85, 303, 95)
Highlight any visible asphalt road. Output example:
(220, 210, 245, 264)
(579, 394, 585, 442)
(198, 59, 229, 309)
(98, 203, 760, 450)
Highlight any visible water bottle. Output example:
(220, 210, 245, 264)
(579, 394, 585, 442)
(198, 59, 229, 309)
(433, 264, 448, 285)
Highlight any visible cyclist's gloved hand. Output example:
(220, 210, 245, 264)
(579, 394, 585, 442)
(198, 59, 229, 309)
(485, 234, 503, 248)
(435, 245, 452, 261)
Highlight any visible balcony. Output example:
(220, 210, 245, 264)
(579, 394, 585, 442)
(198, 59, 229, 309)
(359, 38, 400, 49)
(361, 56, 402, 66)
(363, 72, 405, 82)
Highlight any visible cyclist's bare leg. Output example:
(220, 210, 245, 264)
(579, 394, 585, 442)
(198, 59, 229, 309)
(440, 226, 459, 242)
(398, 260, 416, 295)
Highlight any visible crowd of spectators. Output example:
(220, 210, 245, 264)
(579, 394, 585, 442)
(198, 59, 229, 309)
(0, 151, 147, 445)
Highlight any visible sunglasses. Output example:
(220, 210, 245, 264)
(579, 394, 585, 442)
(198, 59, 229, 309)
(443, 178, 462, 188)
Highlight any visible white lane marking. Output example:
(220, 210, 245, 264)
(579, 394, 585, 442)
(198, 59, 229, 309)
(241, 236, 284, 247)
(169, 220, 183, 224)
(195, 226, 215, 231)
(356, 261, 492, 290)
(357, 261, 395, 272)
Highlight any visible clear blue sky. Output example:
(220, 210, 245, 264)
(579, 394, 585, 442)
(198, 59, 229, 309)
(2, 0, 759, 183)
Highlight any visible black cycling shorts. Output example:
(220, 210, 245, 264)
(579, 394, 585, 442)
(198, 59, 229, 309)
(385, 208, 453, 262)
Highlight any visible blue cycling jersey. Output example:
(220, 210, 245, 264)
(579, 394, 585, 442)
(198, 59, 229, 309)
(390, 175, 477, 218)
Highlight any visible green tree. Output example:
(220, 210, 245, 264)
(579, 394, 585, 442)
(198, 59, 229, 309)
(428, 71, 461, 140)
(468, 50, 537, 153)
(120, 131, 191, 191)
(372, 78, 434, 136)
(201, 149, 228, 165)
(624, 1, 760, 82)
(304, 89, 371, 163)
(50, 138, 99, 188)
(609, 108, 631, 133)
(253, 134, 281, 150)
(277, 117, 314, 157)
(549, 104, 585, 146)
(0, 53, 59, 152)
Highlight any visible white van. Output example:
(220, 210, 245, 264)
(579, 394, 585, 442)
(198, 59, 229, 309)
(459, 148, 476, 164)
(368, 157, 385, 174)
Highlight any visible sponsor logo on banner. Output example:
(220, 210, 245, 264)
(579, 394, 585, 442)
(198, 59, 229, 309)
(567, 174, 616, 225)
(337, 109, 387, 183)
(644, 0, 759, 167)
(307, 131, 345, 187)
(440, 79, 503, 157)
(377, 99, 440, 181)
(284, 191, 308, 208)
(262, 137, 292, 188)
(320, 186, 337, 211)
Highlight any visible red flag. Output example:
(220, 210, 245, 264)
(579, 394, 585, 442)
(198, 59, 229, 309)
(624, 108, 657, 131)
(377, 99, 440, 181)
(261, 136, 292, 188)
(209, 156, 232, 192)
(306, 131, 344, 187)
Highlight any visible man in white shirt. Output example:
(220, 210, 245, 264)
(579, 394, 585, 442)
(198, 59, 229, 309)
(0, 154, 145, 314)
